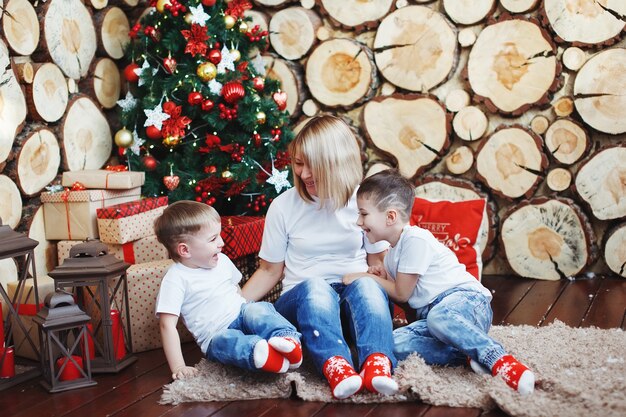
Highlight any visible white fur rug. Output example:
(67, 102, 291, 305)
(160, 321, 626, 417)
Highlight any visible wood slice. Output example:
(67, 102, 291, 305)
(18, 203, 55, 276)
(0, 258, 18, 316)
(500, 197, 596, 280)
(79, 57, 121, 109)
(445, 89, 470, 112)
(458, 28, 477, 48)
(109, 0, 139, 9)
(542, 0, 626, 47)
(262, 54, 306, 118)
(466, 16, 560, 116)
(452, 106, 488, 141)
(252, 0, 292, 7)
(89, 0, 109, 10)
(14, 60, 34, 84)
(301, 0, 315, 9)
(301, 99, 319, 116)
(573, 145, 626, 220)
(6, 127, 60, 196)
(0, 41, 27, 165)
(317, 0, 395, 32)
(315, 26, 331, 41)
(1, 0, 40, 56)
(553, 96, 574, 117)
(244, 9, 269, 33)
(24, 62, 69, 123)
(544, 118, 589, 165)
(94, 6, 130, 60)
(573, 48, 626, 134)
(445, 146, 474, 175)
(365, 161, 394, 178)
(562, 47, 586, 71)
(546, 168, 571, 192)
(362, 94, 451, 179)
(305, 38, 378, 108)
(36, 0, 97, 80)
(374, 6, 457, 92)
(442, 0, 496, 25)
(475, 125, 548, 199)
(603, 222, 626, 278)
(530, 115, 550, 135)
(0, 174, 23, 229)
(268, 7, 321, 60)
(60, 94, 113, 171)
(500, 0, 539, 13)
(380, 82, 396, 96)
(414, 174, 498, 262)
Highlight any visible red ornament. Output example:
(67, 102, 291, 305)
(163, 55, 177, 74)
(163, 174, 180, 191)
(142, 155, 158, 171)
(252, 77, 265, 91)
(272, 91, 288, 110)
(205, 134, 221, 147)
(206, 165, 217, 174)
(207, 49, 221, 65)
(188, 91, 203, 105)
(252, 132, 261, 147)
(201, 99, 214, 111)
(146, 125, 162, 139)
(201, 0, 216, 6)
(162, 101, 177, 113)
(222, 81, 245, 104)
(123, 63, 140, 82)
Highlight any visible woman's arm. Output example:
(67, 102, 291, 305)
(159, 313, 198, 380)
(241, 259, 285, 301)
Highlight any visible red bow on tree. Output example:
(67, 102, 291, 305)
(181, 24, 209, 57)
(161, 104, 192, 138)
(226, 0, 252, 18)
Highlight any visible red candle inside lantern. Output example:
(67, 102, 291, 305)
(0, 347, 15, 378)
(111, 310, 126, 360)
(81, 323, 95, 360)
(56, 355, 84, 381)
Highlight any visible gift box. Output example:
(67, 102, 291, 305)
(62, 169, 145, 190)
(7, 276, 56, 360)
(220, 216, 264, 259)
(42, 188, 141, 240)
(57, 236, 169, 266)
(97, 197, 168, 244)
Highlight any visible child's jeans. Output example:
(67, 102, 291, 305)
(206, 301, 300, 371)
(273, 277, 396, 374)
(393, 287, 507, 370)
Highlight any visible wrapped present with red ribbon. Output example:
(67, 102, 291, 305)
(7, 276, 56, 360)
(62, 168, 145, 190)
(57, 236, 169, 266)
(97, 197, 168, 244)
(41, 188, 141, 240)
(220, 216, 264, 260)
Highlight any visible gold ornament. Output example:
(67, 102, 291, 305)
(238, 22, 248, 33)
(256, 111, 267, 125)
(230, 48, 241, 62)
(184, 12, 193, 25)
(196, 62, 217, 81)
(224, 15, 236, 29)
(156, 0, 171, 13)
(222, 170, 233, 180)
(163, 135, 181, 147)
(114, 128, 133, 148)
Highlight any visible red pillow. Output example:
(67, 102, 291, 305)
(410, 197, 486, 280)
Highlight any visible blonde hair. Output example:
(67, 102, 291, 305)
(289, 115, 363, 210)
(154, 200, 220, 262)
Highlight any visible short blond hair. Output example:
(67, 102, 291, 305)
(289, 115, 363, 210)
(154, 200, 220, 262)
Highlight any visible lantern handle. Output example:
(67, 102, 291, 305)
(69, 241, 109, 258)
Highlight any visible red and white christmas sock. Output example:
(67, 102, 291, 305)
(322, 356, 363, 399)
(492, 354, 535, 395)
(268, 336, 303, 369)
(361, 353, 398, 395)
(253, 340, 289, 373)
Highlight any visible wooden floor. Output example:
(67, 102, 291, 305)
(1, 275, 624, 417)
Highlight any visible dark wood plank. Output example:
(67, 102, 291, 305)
(502, 279, 568, 326)
(484, 276, 536, 325)
(211, 399, 290, 417)
(368, 402, 430, 417)
(422, 406, 482, 417)
(161, 401, 232, 417)
(581, 277, 626, 329)
(541, 278, 603, 327)
(261, 400, 326, 417)
(479, 408, 510, 417)
(313, 402, 378, 417)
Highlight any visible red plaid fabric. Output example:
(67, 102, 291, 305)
(97, 197, 168, 219)
(221, 216, 264, 259)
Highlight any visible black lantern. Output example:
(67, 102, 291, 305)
(48, 241, 136, 373)
(34, 291, 96, 392)
(0, 217, 40, 391)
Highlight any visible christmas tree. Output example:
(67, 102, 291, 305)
(116, 0, 294, 215)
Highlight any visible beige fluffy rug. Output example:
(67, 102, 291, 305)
(160, 321, 626, 416)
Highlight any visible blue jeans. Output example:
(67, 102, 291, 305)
(274, 277, 396, 374)
(206, 301, 300, 371)
(393, 287, 506, 370)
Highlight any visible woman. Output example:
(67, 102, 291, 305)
(242, 115, 397, 399)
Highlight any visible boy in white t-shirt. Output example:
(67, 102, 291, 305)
(344, 170, 536, 395)
(154, 201, 302, 380)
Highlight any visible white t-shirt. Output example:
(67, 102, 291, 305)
(259, 187, 387, 294)
(155, 254, 245, 354)
(385, 225, 492, 309)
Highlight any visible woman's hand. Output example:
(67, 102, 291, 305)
(367, 265, 388, 280)
(172, 365, 198, 380)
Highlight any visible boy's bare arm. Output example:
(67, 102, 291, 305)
(160, 313, 198, 380)
(343, 270, 418, 304)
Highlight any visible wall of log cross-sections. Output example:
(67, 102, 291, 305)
(0, 0, 624, 284)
